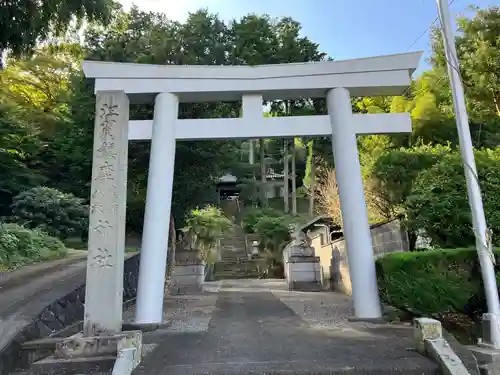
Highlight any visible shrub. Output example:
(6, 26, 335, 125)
(241, 207, 281, 234)
(405, 150, 500, 247)
(253, 216, 290, 278)
(253, 216, 290, 253)
(366, 144, 450, 213)
(376, 248, 486, 316)
(11, 186, 89, 239)
(182, 205, 232, 263)
(0, 222, 67, 269)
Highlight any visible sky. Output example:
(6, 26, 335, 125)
(118, 0, 500, 75)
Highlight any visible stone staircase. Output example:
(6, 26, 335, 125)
(214, 224, 261, 280)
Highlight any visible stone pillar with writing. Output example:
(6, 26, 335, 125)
(84, 91, 129, 336)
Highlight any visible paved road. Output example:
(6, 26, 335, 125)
(133, 279, 439, 375)
(0, 254, 88, 352)
(0, 254, 88, 319)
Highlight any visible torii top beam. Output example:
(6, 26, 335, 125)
(82, 52, 423, 104)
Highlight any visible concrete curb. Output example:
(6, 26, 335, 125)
(414, 317, 477, 375)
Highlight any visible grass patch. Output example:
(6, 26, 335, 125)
(0, 223, 69, 271)
(63, 237, 87, 250)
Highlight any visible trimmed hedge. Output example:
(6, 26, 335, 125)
(375, 248, 498, 316)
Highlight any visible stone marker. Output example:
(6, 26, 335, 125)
(84, 91, 129, 336)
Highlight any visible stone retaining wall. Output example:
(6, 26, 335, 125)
(331, 219, 408, 294)
(311, 219, 409, 294)
(0, 254, 140, 374)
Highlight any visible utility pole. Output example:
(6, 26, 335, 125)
(437, 0, 500, 348)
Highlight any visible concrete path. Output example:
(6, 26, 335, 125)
(132, 279, 439, 375)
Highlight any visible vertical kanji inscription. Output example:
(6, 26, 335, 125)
(84, 91, 129, 336)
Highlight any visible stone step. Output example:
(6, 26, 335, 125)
(151, 361, 438, 375)
(214, 275, 260, 280)
(219, 259, 259, 264)
(218, 265, 259, 271)
(220, 238, 246, 243)
(218, 265, 259, 270)
(219, 266, 259, 272)
(215, 270, 260, 275)
(30, 354, 116, 374)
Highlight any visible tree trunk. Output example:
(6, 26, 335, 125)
(260, 138, 268, 207)
(493, 94, 500, 117)
(249, 139, 254, 165)
(309, 153, 315, 217)
(291, 139, 297, 215)
(283, 138, 289, 213)
(249, 139, 257, 203)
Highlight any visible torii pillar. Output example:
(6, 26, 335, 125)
(327, 87, 382, 319)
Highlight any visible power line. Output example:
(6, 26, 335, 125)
(405, 18, 439, 52)
(404, 0, 458, 53)
(399, 0, 458, 98)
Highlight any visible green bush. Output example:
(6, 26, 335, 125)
(241, 207, 281, 233)
(366, 144, 450, 211)
(376, 248, 485, 316)
(253, 216, 290, 278)
(11, 186, 89, 239)
(253, 216, 290, 253)
(183, 205, 232, 263)
(405, 150, 500, 247)
(0, 222, 68, 269)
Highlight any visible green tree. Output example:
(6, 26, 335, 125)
(0, 49, 77, 136)
(0, 104, 44, 216)
(431, 6, 500, 119)
(364, 144, 451, 217)
(84, 8, 245, 228)
(406, 150, 500, 247)
(0, 0, 114, 68)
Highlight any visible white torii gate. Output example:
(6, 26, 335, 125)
(81, 51, 422, 335)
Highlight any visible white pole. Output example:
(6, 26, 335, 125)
(437, 0, 500, 348)
(327, 87, 382, 319)
(136, 92, 178, 325)
(291, 139, 297, 215)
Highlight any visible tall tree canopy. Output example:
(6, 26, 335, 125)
(0, 0, 114, 67)
(0, 3, 499, 248)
